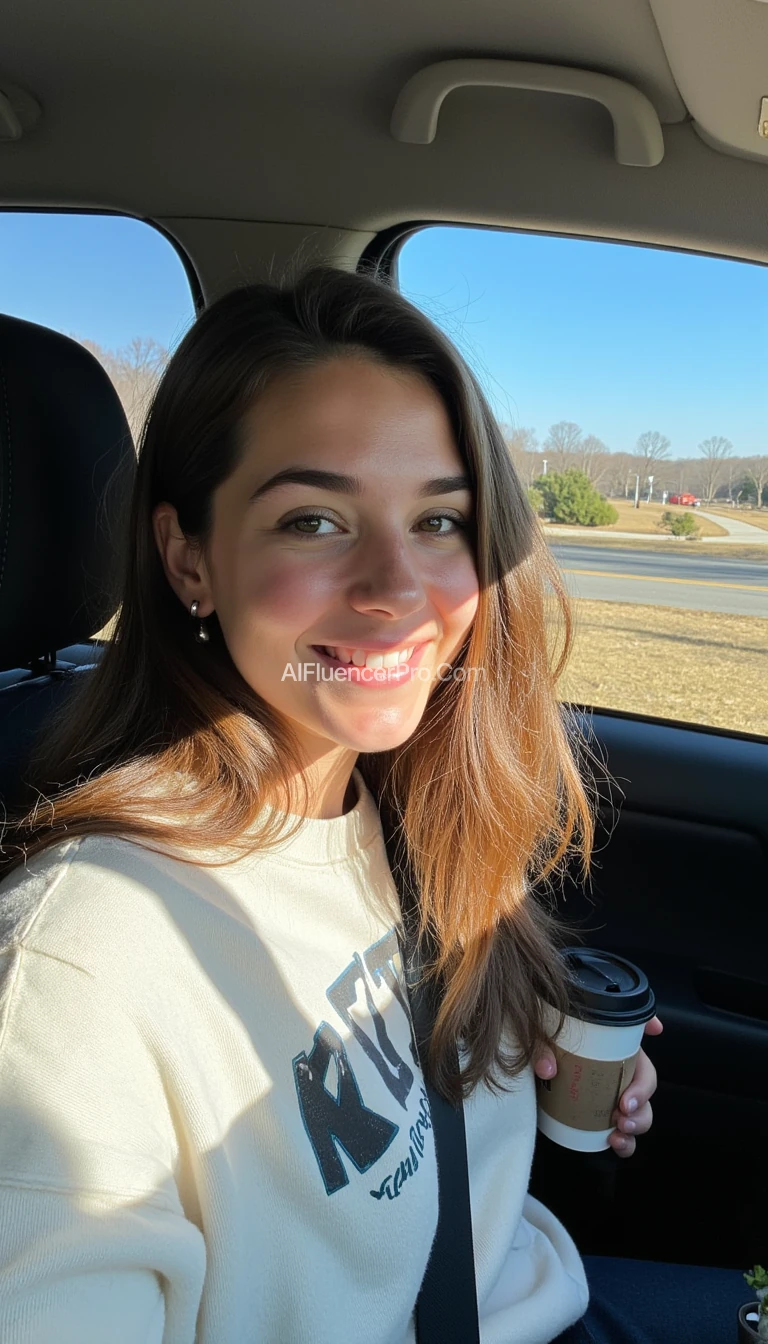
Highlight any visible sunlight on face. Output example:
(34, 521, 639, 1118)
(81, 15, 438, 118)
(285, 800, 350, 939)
(204, 356, 480, 761)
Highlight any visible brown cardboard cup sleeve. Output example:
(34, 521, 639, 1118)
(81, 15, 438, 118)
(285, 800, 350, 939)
(537, 1043, 640, 1131)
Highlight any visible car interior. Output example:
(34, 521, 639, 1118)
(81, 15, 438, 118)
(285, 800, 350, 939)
(1, 0, 766, 1280)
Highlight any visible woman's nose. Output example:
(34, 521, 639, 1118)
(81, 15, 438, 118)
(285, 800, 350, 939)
(346, 530, 427, 614)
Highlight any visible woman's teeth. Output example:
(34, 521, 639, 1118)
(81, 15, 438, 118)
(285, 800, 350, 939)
(320, 646, 415, 669)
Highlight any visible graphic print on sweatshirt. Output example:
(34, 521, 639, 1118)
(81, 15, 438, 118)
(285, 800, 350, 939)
(292, 926, 434, 1199)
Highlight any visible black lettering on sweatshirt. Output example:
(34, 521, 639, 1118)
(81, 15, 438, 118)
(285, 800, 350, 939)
(293, 1021, 399, 1195)
(327, 943, 414, 1109)
(363, 928, 420, 1072)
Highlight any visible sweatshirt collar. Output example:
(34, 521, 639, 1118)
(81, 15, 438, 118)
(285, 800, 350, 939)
(241, 767, 383, 866)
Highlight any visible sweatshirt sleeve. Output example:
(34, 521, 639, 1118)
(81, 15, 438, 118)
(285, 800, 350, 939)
(0, 942, 207, 1343)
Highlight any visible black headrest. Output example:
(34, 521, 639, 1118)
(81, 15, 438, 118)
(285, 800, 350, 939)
(0, 315, 136, 670)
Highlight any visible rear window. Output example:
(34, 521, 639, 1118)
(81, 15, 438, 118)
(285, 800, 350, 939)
(0, 210, 196, 441)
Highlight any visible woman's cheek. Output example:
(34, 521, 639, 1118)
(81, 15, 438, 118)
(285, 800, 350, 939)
(226, 563, 326, 664)
(442, 566, 480, 639)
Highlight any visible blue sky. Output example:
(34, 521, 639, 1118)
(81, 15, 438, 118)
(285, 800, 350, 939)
(400, 227, 767, 460)
(1, 211, 765, 460)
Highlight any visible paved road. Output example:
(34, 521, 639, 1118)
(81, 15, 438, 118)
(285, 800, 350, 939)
(549, 544, 768, 618)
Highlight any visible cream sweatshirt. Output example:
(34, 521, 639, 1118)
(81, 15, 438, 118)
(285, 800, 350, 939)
(0, 767, 589, 1343)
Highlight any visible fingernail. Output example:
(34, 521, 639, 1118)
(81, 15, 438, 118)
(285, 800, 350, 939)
(623, 1120, 636, 1133)
(625, 1097, 638, 1113)
(613, 1136, 628, 1150)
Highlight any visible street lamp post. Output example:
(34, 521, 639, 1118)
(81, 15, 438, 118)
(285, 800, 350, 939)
(647, 474, 655, 505)
(634, 474, 641, 509)
(542, 459, 548, 476)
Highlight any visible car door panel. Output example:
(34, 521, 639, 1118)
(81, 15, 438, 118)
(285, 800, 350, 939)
(529, 709, 767, 1268)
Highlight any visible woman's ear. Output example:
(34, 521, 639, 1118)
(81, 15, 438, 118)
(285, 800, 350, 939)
(152, 503, 215, 617)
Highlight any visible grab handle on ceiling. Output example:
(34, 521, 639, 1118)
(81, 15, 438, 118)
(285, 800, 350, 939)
(390, 58, 664, 167)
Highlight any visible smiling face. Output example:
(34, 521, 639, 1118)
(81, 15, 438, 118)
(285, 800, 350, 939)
(156, 355, 480, 774)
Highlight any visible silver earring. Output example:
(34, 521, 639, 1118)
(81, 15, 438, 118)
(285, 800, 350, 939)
(190, 600, 210, 643)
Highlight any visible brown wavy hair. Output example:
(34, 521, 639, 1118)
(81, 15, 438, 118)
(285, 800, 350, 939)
(0, 263, 594, 1104)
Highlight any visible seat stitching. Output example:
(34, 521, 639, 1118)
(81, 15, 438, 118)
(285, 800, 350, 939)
(0, 359, 12, 599)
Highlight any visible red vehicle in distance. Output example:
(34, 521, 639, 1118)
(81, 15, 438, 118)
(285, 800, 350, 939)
(667, 493, 701, 507)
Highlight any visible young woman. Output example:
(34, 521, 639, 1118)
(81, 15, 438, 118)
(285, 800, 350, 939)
(0, 262, 712, 1344)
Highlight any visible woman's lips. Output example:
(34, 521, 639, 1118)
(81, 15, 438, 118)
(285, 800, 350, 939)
(309, 642, 430, 685)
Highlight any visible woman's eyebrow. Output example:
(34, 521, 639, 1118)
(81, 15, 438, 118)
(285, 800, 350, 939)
(249, 467, 471, 502)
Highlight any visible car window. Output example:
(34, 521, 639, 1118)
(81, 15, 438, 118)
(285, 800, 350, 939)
(0, 211, 197, 643)
(399, 225, 768, 739)
(0, 210, 196, 442)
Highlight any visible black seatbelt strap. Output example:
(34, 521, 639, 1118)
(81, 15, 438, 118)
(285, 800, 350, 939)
(380, 800, 481, 1344)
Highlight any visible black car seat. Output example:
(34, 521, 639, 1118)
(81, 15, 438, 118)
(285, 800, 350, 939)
(0, 314, 136, 815)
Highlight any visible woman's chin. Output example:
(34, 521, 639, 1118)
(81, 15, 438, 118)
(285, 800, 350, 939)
(318, 710, 424, 755)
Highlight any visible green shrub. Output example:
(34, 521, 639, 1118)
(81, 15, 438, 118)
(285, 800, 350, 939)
(657, 510, 700, 538)
(531, 469, 619, 527)
(527, 485, 546, 515)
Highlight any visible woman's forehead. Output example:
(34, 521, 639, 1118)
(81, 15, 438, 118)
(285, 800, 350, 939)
(236, 357, 461, 469)
(246, 355, 445, 420)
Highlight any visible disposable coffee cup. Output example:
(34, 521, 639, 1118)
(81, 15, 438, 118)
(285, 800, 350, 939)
(536, 947, 656, 1153)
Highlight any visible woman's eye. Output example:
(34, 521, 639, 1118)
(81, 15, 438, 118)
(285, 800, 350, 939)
(280, 513, 342, 537)
(418, 513, 467, 535)
(279, 510, 468, 539)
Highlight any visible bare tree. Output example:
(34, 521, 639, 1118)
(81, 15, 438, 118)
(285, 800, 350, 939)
(698, 435, 734, 504)
(745, 455, 768, 509)
(635, 430, 671, 482)
(76, 335, 169, 441)
(511, 424, 546, 489)
(543, 421, 582, 473)
(573, 434, 611, 488)
(505, 426, 537, 463)
(629, 431, 670, 507)
(598, 451, 634, 499)
(624, 456, 643, 499)
(504, 427, 542, 487)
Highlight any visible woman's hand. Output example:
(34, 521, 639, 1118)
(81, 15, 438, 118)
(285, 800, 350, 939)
(533, 1015, 664, 1157)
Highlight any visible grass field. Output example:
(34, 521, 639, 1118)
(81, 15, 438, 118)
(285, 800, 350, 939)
(555, 599, 768, 738)
(544, 498, 728, 537)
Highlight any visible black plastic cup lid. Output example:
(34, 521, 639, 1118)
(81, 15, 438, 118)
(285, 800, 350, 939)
(558, 947, 656, 1027)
